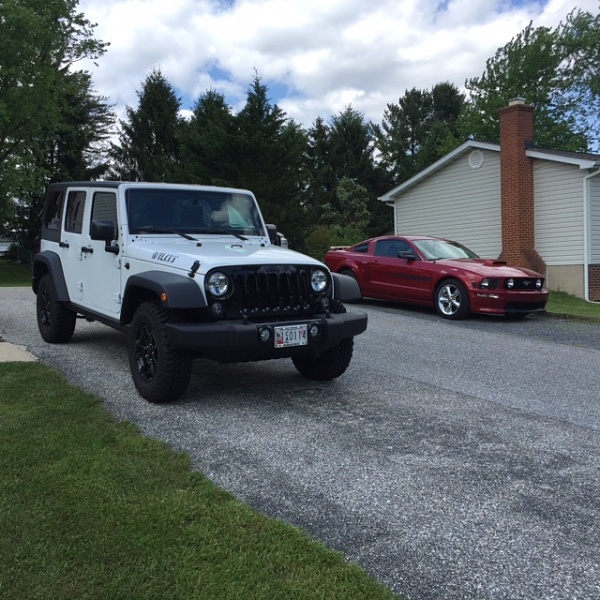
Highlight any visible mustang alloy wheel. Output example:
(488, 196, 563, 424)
(435, 279, 470, 320)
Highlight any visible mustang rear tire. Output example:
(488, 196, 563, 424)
(36, 273, 76, 343)
(129, 301, 193, 403)
(292, 300, 354, 380)
(435, 278, 470, 320)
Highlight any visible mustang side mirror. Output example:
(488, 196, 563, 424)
(398, 250, 418, 260)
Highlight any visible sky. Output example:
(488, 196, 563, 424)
(77, 0, 600, 128)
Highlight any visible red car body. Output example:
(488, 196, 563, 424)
(324, 235, 548, 319)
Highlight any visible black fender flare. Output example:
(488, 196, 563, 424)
(121, 271, 207, 324)
(32, 251, 70, 301)
(332, 272, 362, 302)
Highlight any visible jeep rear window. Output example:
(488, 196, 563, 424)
(126, 189, 264, 236)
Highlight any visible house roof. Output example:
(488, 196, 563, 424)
(378, 139, 600, 203)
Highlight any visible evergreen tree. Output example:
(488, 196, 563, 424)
(110, 69, 181, 181)
(374, 83, 464, 183)
(176, 90, 236, 186)
(232, 74, 307, 246)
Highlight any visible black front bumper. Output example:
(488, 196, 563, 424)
(165, 311, 368, 362)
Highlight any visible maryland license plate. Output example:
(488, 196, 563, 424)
(274, 324, 308, 348)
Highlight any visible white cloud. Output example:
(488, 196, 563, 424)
(78, 0, 599, 127)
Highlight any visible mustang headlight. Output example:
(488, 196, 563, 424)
(535, 279, 543, 289)
(479, 278, 498, 290)
(506, 278, 515, 289)
(311, 269, 328, 293)
(207, 272, 230, 297)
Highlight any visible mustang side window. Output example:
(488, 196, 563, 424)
(375, 240, 411, 258)
(64, 191, 86, 234)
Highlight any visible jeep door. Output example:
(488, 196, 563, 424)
(58, 188, 89, 302)
(82, 190, 122, 315)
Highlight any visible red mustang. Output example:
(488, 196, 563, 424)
(324, 235, 548, 319)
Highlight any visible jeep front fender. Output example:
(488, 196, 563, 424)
(332, 272, 361, 302)
(121, 271, 207, 324)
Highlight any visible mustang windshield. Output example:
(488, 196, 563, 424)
(413, 239, 479, 261)
(127, 189, 264, 236)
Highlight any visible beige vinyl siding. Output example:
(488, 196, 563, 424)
(393, 149, 501, 257)
(590, 174, 600, 264)
(534, 161, 585, 265)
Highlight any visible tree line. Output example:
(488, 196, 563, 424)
(1, 0, 598, 258)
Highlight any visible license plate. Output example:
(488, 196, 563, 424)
(274, 324, 308, 348)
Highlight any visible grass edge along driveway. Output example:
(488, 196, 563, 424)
(0, 362, 399, 600)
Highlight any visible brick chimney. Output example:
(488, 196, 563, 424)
(498, 98, 546, 274)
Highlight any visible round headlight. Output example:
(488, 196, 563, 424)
(207, 272, 229, 297)
(536, 279, 542, 289)
(506, 278, 514, 289)
(480, 278, 490, 289)
(311, 269, 328, 293)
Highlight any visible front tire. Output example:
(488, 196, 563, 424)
(36, 273, 76, 343)
(435, 279, 470, 320)
(129, 301, 193, 403)
(292, 301, 354, 380)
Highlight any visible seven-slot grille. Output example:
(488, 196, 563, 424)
(210, 265, 328, 318)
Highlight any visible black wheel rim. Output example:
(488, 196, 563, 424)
(40, 288, 51, 327)
(135, 323, 158, 382)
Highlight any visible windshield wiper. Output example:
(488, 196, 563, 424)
(202, 228, 249, 241)
(134, 226, 197, 241)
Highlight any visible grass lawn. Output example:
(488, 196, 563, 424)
(0, 363, 398, 600)
(0, 256, 31, 287)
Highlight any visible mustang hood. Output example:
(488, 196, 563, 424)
(126, 235, 324, 273)
(436, 258, 543, 278)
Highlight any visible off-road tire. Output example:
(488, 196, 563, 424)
(36, 273, 76, 343)
(129, 301, 193, 403)
(292, 300, 354, 380)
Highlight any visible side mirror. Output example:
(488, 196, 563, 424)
(265, 224, 278, 245)
(398, 250, 418, 260)
(90, 220, 119, 255)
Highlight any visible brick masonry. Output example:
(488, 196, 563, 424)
(588, 265, 600, 301)
(498, 99, 547, 276)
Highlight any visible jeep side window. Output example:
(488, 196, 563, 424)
(64, 191, 86, 234)
(41, 190, 66, 244)
(91, 192, 118, 239)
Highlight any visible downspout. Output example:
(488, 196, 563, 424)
(583, 168, 600, 302)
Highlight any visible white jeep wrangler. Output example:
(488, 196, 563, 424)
(33, 182, 367, 402)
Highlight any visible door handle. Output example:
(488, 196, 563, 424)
(59, 241, 69, 248)
(81, 246, 94, 254)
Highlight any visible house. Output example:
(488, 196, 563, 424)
(378, 98, 600, 302)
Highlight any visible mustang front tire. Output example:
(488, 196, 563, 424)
(435, 278, 470, 320)
(129, 301, 193, 403)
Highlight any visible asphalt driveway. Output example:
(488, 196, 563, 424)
(1, 287, 599, 600)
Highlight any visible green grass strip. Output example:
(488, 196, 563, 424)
(0, 363, 398, 600)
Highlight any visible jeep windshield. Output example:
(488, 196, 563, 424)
(126, 189, 265, 237)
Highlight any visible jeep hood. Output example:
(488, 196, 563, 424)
(126, 236, 325, 273)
